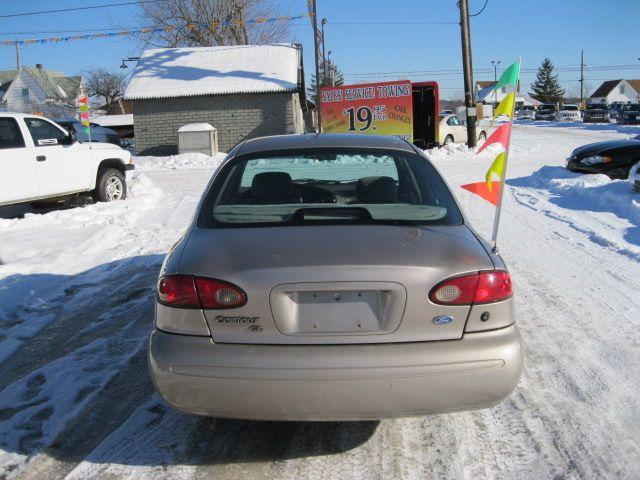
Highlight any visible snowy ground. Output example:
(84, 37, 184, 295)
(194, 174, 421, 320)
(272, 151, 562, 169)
(1, 124, 639, 479)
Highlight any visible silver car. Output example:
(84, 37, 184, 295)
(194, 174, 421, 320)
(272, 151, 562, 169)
(149, 133, 523, 421)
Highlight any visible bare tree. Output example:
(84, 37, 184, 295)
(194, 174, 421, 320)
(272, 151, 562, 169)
(567, 81, 593, 102)
(136, 0, 291, 48)
(85, 69, 127, 113)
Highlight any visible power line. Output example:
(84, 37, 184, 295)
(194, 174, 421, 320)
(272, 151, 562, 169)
(0, 0, 165, 20)
(0, 27, 125, 36)
(290, 20, 458, 26)
(326, 21, 457, 25)
(0, 22, 456, 36)
(469, 0, 490, 17)
(343, 63, 640, 78)
(0, 17, 463, 34)
(1, 14, 311, 46)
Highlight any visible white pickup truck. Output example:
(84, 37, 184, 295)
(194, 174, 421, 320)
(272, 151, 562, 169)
(0, 112, 134, 207)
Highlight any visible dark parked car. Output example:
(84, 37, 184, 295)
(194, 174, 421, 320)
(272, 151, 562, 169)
(535, 104, 557, 121)
(53, 119, 121, 146)
(618, 104, 640, 125)
(566, 135, 640, 179)
(609, 102, 625, 121)
(582, 104, 611, 123)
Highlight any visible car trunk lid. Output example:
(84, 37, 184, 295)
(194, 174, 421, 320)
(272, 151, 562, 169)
(179, 225, 494, 344)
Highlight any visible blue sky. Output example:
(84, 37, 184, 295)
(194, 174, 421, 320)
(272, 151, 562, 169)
(1, 0, 639, 99)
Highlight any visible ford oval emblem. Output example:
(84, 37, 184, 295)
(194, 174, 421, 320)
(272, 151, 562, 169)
(432, 315, 454, 325)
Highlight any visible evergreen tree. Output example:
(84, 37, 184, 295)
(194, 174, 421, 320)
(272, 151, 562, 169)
(307, 61, 344, 104)
(529, 58, 565, 103)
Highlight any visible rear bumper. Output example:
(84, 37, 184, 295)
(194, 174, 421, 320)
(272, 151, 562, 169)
(583, 116, 609, 123)
(148, 325, 523, 421)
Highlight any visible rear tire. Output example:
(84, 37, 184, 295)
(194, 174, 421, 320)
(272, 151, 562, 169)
(94, 168, 127, 202)
(478, 131, 487, 142)
(444, 135, 454, 146)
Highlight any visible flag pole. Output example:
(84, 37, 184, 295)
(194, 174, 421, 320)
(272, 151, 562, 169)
(88, 113, 92, 149)
(490, 58, 521, 254)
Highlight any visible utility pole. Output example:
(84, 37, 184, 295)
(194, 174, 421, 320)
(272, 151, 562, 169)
(321, 18, 328, 81)
(579, 50, 585, 108)
(15, 41, 20, 70)
(310, 0, 322, 132)
(459, 0, 477, 147)
(491, 59, 501, 106)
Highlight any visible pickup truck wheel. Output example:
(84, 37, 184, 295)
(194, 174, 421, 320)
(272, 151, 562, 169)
(444, 135, 454, 146)
(95, 168, 126, 202)
(478, 131, 487, 142)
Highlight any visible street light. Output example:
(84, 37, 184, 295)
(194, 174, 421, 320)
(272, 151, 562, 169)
(491, 60, 501, 105)
(120, 57, 140, 69)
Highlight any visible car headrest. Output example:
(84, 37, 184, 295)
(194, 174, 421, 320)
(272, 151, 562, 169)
(356, 176, 398, 203)
(251, 172, 294, 199)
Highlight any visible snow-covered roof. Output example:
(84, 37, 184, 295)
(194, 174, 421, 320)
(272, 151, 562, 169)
(91, 114, 134, 127)
(0, 67, 82, 104)
(124, 44, 301, 100)
(178, 123, 214, 132)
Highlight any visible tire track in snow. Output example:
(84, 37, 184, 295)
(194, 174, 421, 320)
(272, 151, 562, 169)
(0, 173, 199, 479)
(0, 257, 161, 392)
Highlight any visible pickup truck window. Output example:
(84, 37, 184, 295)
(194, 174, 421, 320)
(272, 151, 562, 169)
(0, 117, 26, 149)
(24, 117, 67, 146)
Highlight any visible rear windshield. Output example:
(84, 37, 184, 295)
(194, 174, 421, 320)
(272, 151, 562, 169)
(198, 149, 463, 228)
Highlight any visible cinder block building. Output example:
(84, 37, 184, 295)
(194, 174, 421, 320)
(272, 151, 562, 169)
(124, 44, 307, 155)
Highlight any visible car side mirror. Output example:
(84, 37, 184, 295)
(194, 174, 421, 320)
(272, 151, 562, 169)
(66, 130, 77, 145)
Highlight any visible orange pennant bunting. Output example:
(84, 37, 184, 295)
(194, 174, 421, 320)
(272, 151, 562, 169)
(460, 181, 502, 206)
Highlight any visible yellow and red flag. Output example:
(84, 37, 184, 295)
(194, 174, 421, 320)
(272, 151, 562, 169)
(459, 60, 521, 246)
(78, 97, 91, 135)
(491, 92, 515, 126)
(476, 123, 511, 155)
(461, 181, 502, 206)
(485, 152, 506, 191)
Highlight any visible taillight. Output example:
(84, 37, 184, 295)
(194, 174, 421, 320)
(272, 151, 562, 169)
(194, 277, 246, 308)
(429, 271, 512, 305)
(157, 275, 246, 309)
(474, 271, 512, 304)
(158, 275, 199, 308)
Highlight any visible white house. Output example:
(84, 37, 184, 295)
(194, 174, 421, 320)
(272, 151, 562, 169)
(589, 80, 640, 104)
(0, 64, 84, 117)
(475, 80, 539, 106)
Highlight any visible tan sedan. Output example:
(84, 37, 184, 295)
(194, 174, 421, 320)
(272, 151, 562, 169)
(148, 133, 522, 421)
